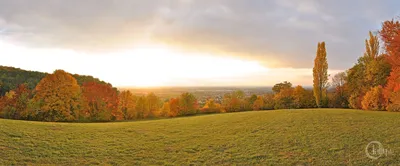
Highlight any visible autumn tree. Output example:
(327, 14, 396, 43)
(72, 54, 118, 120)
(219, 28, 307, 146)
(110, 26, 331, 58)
(361, 86, 385, 111)
(118, 90, 137, 120)
(272, 81, 292, 93)
(0, 84, 31, 119)
(248, 94, 258, 108)
(135, 96, 147, 119)
(32, 70, 82, 121)
(380, 18, 400, 111)
(178, 92, 198, 116)
(201, 98, 222, 113)
(364, 31, 392, 87)
(274, 87, 294, 109)
(313, 42, 329, 108)
(160, 102, 170, 117)
(252, 95, 264, 110)
(262, 93, 275, 110)
(168, 98, 179, 117)
(292, 85, 311, 108)
(331, 72, 349, 108)
(146, 92, 161, 117)
(222, 90, 245, 112)
(81, 82, 121, 121)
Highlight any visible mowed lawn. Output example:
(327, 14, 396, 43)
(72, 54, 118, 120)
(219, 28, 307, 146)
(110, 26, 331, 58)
(1, 109, 400, 165)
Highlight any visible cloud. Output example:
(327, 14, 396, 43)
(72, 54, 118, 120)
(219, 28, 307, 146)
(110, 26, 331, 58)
(0, 0, 399, 69)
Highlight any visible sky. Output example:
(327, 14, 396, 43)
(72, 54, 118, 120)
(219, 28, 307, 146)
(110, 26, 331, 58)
(0, 0, 399, 87)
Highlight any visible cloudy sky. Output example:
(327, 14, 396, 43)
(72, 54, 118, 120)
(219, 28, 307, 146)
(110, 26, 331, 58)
(0, 0, 399, 87)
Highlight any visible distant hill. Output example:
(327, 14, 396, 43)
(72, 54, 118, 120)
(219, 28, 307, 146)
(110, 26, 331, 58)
(0, 66, 110, 95)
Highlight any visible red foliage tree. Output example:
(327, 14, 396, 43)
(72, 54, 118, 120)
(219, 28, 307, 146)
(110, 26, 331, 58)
(168, 98, 179, 117)
(81, 82, 121, 121)
(0, 84, 31, 119)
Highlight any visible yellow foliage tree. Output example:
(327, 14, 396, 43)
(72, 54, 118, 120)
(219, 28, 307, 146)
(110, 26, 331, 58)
(160, 102, 170, 117)
(202, 98, 222, 113)
(362, 86, 385, 111)
(118, 90, 137, 120)
(252, 96, 264, 110)
(313, 42, 329, 108)
(33, 70, 82, 121)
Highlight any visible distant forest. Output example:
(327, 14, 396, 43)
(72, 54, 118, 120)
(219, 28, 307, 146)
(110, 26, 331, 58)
(0, 66, 110, 96)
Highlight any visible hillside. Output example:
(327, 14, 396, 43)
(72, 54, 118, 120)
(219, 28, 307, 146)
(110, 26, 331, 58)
(1, 109, 399, 165)
(0, 66, 110, 95)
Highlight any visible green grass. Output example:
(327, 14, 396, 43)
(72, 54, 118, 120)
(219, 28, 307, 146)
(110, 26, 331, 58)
(1, 109, 400, 165)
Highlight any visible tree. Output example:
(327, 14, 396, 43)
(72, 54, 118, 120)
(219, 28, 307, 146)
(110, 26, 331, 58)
(272, 81, 292, 93)
(168, 98, 179, 117)
(248, 94, 258, 107)
(386, 91, 400, 112)
(363, 31, 392, 87)
(222, 90, 245, 112)
(32, 70, 82, 121)
(178, 92, 198, 116)
(160, 102, 170, 117)
(81, 82, 121, 121)
(135, 96, 147, 119)
(118, 90, 137, 120)
(146, 92, 160, 118)
(274, 87, 294, 109)
(365, 56, 391, 87)
(0, 84, 31, 119)
(346, 58, 367, 109)
(331, 72, 349, 108)
(201, 98, 222, 113)
(292, 85, 308, 108)
(252, 96, 264, 110)
(380, 19, 400, 111)
(362, 86, 385, 111)
(313, 42, 329, 108)
(364, 31, 380, 59)
(263, 93, 275, 110)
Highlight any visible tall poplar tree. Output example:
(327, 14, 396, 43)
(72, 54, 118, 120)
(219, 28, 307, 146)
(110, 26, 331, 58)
(313, 42, 329, 107)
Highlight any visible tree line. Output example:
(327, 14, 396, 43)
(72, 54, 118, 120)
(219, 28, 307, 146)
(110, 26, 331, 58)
(0, 17, 399, 122)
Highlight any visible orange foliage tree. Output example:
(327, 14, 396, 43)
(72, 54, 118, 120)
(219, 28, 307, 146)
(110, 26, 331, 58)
(361, 86, 385, 111)
(252, 96, 264, 110)
(380, 19, 400, 111)
(81, 82, 121, 121)
(118, 90, 137, 120)
(274, 87, 294, 109)
(168, 98, 179, 117)
(160, 102, 170, 117)
(201, 98, 222, 113)
(32, 70, 82, 121)
(0, 84, 31, 119)
(222, 90, 245, 112)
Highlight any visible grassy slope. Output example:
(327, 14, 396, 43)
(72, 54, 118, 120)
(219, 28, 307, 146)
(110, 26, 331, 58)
(1, 109, 400, 165)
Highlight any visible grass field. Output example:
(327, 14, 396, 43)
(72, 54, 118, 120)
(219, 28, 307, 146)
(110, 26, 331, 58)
(1, 109, 400, 165)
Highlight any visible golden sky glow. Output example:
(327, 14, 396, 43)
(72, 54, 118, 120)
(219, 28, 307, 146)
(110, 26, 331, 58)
(0, 40, 342, 87)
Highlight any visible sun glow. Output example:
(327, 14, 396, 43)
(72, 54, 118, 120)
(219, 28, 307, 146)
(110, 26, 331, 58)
(0, 41, 270, 87)
(113, 44, 270, 87)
